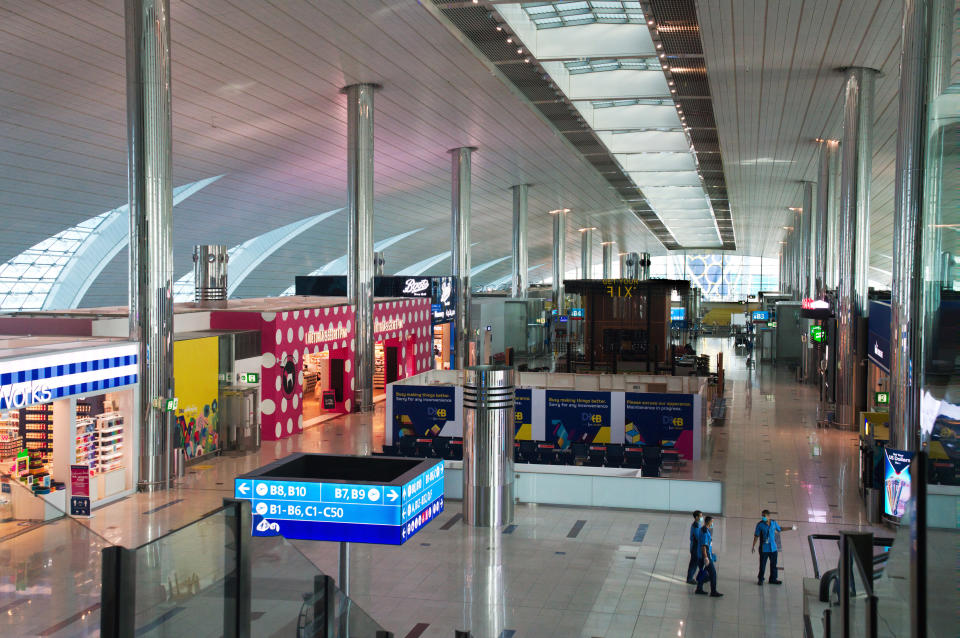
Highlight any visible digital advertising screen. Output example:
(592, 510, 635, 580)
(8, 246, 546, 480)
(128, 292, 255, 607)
(882, 448, 914, 519)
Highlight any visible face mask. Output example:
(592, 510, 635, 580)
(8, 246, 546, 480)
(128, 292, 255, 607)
(699, 516, 704, 523)
(762, 516, 768, 522)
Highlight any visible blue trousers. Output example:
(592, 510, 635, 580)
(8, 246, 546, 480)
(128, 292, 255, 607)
(687, 549, 701, 581)
(696, 561, 717, 593)
(759, 551, 778, 582)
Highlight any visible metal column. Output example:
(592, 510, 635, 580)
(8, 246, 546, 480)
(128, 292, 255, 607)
(580, 227, 594, 279)
(451, 147, 476, 369)
(602, 242, 614, 278)
(552, 209, 567, 314)
(462, 365, 515, 527)
(815, 141, 838, 297)
(126, 0, 174, 492)
(510, 184, 529, 298)
(835, 67, 877, 429)
(638, 251, 651, 281)
(890, 0, 952, 452)
(801, 181, 814, 299)
(344, 83, 378, 412)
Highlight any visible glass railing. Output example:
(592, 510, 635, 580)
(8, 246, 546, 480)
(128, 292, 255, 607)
(99, 498, 390, 638)
(0, 473, 112, 638)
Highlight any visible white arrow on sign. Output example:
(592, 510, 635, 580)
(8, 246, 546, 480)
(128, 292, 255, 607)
(387, 489, 399, 502)
(237, 483, 250, 495)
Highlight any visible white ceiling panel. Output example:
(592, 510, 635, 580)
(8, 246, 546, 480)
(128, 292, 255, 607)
(0, 0, 663, 307)
(617, 152, 697, 172)
(598, 130, 691, 153)
(631, 171, 702, 187)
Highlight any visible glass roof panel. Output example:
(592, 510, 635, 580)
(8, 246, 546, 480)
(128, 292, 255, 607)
(565, 58, 659, 74)
(522, 1, 645, 29)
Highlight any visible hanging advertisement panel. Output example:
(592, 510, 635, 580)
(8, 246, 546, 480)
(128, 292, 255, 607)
(543, 390, 611, 448)
(623, 393, 696, 458)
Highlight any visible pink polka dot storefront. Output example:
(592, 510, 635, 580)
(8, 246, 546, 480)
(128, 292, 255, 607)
(210, 297, 432, 442)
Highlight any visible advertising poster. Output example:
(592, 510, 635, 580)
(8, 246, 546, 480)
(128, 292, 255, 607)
(392, 385, 457, 440)
(70, 464, 90, 517)
(883, 448, 914, 518)
(544, 390, 611, 448)
(514, 388, 532, 440)
(624, 393, 695, 458)
(173, 337, 220, 458)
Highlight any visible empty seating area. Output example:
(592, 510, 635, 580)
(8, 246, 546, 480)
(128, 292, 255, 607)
(378, 437, 669, 476)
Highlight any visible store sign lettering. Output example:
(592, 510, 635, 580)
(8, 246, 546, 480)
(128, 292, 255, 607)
(306, 327, 348, 344)
(0, 381, 52, 410)
(401, 278, 430, 296)
(873, 342, 884, 360)
(375, 317, 405, 333)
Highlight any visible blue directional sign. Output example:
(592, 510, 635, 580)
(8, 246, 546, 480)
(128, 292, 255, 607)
(234, 455, 444, 545)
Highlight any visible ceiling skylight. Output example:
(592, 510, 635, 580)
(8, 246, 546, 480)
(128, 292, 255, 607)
(523, 1, 645, 29)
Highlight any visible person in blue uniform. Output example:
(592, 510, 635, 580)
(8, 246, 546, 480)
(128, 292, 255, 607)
(751, 509, 796, 585)
(687, 510, 703, 584)
(695, 516, 723, 597)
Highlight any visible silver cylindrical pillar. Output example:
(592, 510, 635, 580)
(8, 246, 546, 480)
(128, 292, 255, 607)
(510, 184, 529, 298)
(890, 0, 951, 451)
(552, 209, 567, 313)
(193, 244, 228, 304)
(815, 141, 838, 297)
(126, 0, 175, 492)
(801, 182, 814, 299)
(462, 365, 515, 527)
(602, 242, 614, 278)
(451, 147, 476, 369)
(638, 252, 651, 280)
(345, 83, 378, 412)
(620, 252, 640, 279)
(835, 67, 877, 429)
(580, 227, 594, 279)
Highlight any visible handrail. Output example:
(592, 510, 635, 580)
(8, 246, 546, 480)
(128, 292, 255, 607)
(807, 533, 894, 580)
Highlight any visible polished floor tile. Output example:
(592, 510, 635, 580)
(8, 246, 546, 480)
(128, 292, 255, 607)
(0, 337, 887, 637)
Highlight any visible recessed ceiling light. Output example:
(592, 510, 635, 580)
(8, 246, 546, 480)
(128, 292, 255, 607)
(517, 47, 523, 54)
(524, 58, 531, 63)
(506, 37, 513, 43)
(648, 19, 655, 25)
(496, 25, 502, 32)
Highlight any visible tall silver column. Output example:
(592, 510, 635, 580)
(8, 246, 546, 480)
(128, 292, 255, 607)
(126, 0, 174, 492)
(551, 209, 567, 313)
(345, 84, 378, 412)
(462, 365, 515, 527)
(801, 182, 814, 298)
(835, 67, 877, 429)
(602, 241, 614, 278)
(451, 147, 476, 369)
(890, 0, 952, 451)
(580, 227, 594, 279)
(815, 141, 838, 297)
(510, 184, 529, 298)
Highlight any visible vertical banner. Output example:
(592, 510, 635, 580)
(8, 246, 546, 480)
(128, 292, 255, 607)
(391, 385, 458, 440)
(883, 448, 914, 518)
(514, 388, 533, 440)
(544, 390, 612, 448)
(69, 464, 91, 517)
(623, 393, 695, 458)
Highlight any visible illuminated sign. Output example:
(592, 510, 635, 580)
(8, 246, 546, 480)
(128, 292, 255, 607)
(400, 278, 430, 296)
(883, 448, 913, 519)
(875, 392, 889, 406)
(239, 372, 259, 384)
(751, 311, 769, 322)
(810, 325, 824, 343)
(670, 308, 685, 321)
(374, 317, 405, 333)
(306, 326, 349, 344)
(235, 456, 444, 545)
(0, 343, 138, 410)
(802, 298, 831, 310)
(570, 308, 585, 319)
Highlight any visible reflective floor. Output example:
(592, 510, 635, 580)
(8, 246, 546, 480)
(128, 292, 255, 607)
(0, 338, 885, 637)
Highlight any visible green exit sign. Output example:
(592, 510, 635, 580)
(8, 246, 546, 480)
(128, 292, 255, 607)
(165, 398, 179, 411)
(875, 392, 890, 405)
(810, 325, 824, 343)
(240, 372, 259, 384)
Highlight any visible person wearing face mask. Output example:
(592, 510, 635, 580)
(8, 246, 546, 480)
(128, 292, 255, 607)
(686, 510, 703, 584)
(695, 516, 722, 597)
(751, 509, 797, 585)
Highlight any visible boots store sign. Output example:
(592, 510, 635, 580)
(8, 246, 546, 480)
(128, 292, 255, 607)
(0, 343, 138, 410)
(400, 278, 431, 296)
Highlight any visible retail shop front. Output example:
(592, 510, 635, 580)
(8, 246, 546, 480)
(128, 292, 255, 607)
(296, 275, 458, 371)
(0, 337, 139, 514)
(210, 297, 432, 443)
